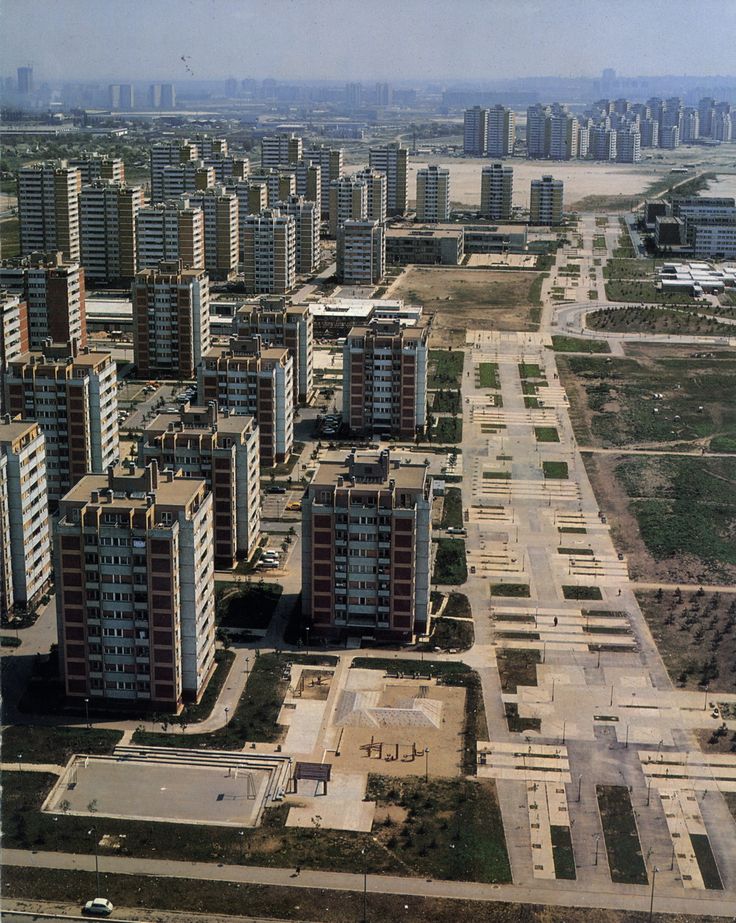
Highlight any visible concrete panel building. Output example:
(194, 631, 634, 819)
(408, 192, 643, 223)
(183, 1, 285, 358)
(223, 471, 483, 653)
(530, 175, 564, 226)
(161, 161, 216, 200)
(416, 165, 450, 222)
(343, 319, 428, 438)
(337, 219, 385, 285)
(0, 296, 29, 391)
(487, 105, 515, 158)
(0, 417, 52, 613)
(140, 404, 261, 568)
(368, 142, 408, 215)
(261, 133, 303, 170)
(198, 336, 294, 467)
(464, 106, 489, 155)
(616, 128, 641, 163)
(136, 202, 205, 272)
(249, 170, 296, 207)
(305, 145, 344, 217)
(150, 140, 201, 202)
(0, 251, 87, 350)
(69, 156, 125, 184)
(131, 261, 210, 380)
(385, 226, 464, 266)
(295, 160, 322, 207)
(302, 448, 431, 644)
(55, 461, 216, 709)
(183, 188, 239, 281)
(279, 195, 321, 275)
(234, 296, 313, 403)
(17, 161, 81, 261)
(242, 209, 296, 295)
(358, 169, 387, 226)
(4, 343, 119, 504)
(80, 181, 143, 283)
(480, 163, 513, 220)
(329, 175, 368, 237)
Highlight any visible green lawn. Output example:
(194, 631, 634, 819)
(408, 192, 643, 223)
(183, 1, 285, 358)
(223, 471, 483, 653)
(217, 583, 282, 630)
(440, 486, 463, 529)
(491, 583, 530, 598)
(432, 388, 461, 413)
(563, 585, 603, 600)
(551, 335, 610, 354)
(589, 306, 734, 336)
(434, 416, 462, 444)
(496, 649, 540, 693)
(518, 362, 544, 379)
(422, 614, 474, 652)
(596, 785, 648, 885)
(543, 461, 569, 479)
(535, 426, 560, 443)
(428, 350, 464, 388)
(551, 825, 576, 879)
(478, 362, 500, 389)
(0, 217, 20, 259)
(2, 727, 122, 765)
(433, 538, 467, 584)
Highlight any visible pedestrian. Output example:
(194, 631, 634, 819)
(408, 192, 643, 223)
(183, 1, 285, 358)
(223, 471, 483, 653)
(553, 616, 558, 627)
(295, 865, 301, 876)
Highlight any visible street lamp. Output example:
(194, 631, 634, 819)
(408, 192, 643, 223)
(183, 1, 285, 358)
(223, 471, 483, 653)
(224, 706, 230, 725)
(648, 865, 659, 923)
(17, 753, 22, 772)
(577, 773, 583, 803)
(424, 747, 430, 783)
(244, 657, 250, 675)
(593, 833, 601, 866)
(238, 830, 245, 863)
(361, 847, 368, 923)
(85, 697, 90, 729)
(88, 827, 100, 896)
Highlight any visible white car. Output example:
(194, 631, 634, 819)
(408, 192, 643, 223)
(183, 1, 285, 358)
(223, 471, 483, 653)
(84, 898, 114, 916)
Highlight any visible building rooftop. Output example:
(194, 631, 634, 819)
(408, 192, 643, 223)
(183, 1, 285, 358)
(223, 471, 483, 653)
(311, 449, 427, 491)
(0, 416, 41, 446)
(144, 403, 256, 436)
(61, 461, 205, 509)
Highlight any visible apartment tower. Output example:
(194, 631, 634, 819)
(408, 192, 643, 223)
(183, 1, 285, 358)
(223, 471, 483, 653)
(480, 163, 513, 220)
(368, 142, 408, 215)
(487, 105, 516, 158)
(17, 162, 81, 260)
(79, 180, 143, 283)
(416, 165, 450, 222)
(530, 175, 564, 225)
(55, 461, 216, 709)
(136, 202, 205, 272)
(337, 219, 385, 285)
(241, 209, 296, 295)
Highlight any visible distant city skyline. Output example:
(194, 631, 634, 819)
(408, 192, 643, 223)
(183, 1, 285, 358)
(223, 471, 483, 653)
(2, 0, 736, 83)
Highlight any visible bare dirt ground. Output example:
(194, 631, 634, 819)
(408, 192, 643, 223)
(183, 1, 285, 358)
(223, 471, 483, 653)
(389, 266, 541, 347)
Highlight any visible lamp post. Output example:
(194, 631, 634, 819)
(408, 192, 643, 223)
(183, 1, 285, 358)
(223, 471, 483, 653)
(85, 697, 90, 729)
(703, 684, 709, 711)
(424, 747, 430, 783)
(224, 706, 230, 725)
(593, 833, 601, 867)
(17, 753, 22, 772)
(238, 830, 245, 863)
(361, 847, 368, 923)
(244, 657, 250, 675)
(577, 773, 583, 803)
(88, 827, 100, 896)
(648, 865, 659, 923)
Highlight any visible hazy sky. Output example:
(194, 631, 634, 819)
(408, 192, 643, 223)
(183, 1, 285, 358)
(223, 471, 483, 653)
(3, 0, 736, 83)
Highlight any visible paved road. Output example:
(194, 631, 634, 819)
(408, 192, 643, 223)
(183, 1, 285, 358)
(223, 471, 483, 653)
(579, 445, 735, 457)
(4, 848, 736, 918)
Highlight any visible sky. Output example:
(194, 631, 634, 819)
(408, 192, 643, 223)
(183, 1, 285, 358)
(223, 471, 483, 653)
(2, 0, 736, 83)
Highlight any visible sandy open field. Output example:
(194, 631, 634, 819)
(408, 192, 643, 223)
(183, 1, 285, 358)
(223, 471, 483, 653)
(389, 265, 541, 346)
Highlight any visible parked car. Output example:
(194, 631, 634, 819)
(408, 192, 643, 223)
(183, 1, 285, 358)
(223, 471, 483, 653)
(83, 898, 114, 916)
(446, 527, 466, 535)
(267, 486, 286, 494)
(286, 501, 302, 511)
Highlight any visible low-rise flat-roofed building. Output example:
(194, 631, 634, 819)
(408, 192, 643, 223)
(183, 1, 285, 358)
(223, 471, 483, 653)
(463, 224, 528, 253)
(385, 226, 464, 266)
(308, 298, 423, 337)
(343, 319, 428, 439)
(198, 336, 294, 467)
(140, 403, 261, 568)
(693, 226, 736, 260)
(302, 448, 431, 644)
(4, 342, 119, 504)
(55, 461, 216, 710)
(0, 417, 52, 614)
(655, 216, 686, 249)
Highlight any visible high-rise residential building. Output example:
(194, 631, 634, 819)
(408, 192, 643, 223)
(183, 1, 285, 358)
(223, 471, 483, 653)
(149, 82, 176, 109)
(375, 82, 391, 106)
(241, 209, 296, 295)
(337, 219, 385, 285)
(231, 180, 268, 225)
(487, 105, 516, 157)
(639, 118, 659, 148)
(548, 108, 579, 160)
(233, 297, 313, 403)
(369, 142, 408, 215)
(416, 165, 450, 222)
(261, 134, 303, 170)
(0, 417, 52, 613)
(343, 319, 428, 438)
(0, 295, 29, 386)
(140, 404, 261, 568)
(69, 156, 125, 184)
(329, 175, 368, 237)
(305, 145, 344, 217)
(680, 108, 700, 143)
(464, 106, 489, 155)
(345, 82, 363, 109)
(17, 66, 33, 95)
(713, 110, 733, 142)
(249, 169, 296, 207)
(577, 124, 590, 158)
(55, 461, 216, 709)
(526, 104, 551, 158)
(616, 128, 641, 164)
(589, 126, 617, 161)
(183, 188, 239, 281)
(295, 160, 322, 207)
(109, 83, 134, 110)
(202, 154, 250, 185)
(150, 140, 201, 202)
(698, 97, 716, 137)
(131, 261, 210, 380)
(530, 175, 564, 225)
(302, 448, 431, 643)
(17, 162, 81, 261)
(279, 195, 321, 276)
(136, 202, 205, 271)
(660, 125, 680, 149)
(661, 97, 683, 142)
(4, 342, 119, 504)
(198, 336, 294, 466)
(480, 163, 514, 220)
(161, 161, 216, 200)
(0, 251, 87, 350)
(79, 180, 143, 283)
(358, 169, 387, 225)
